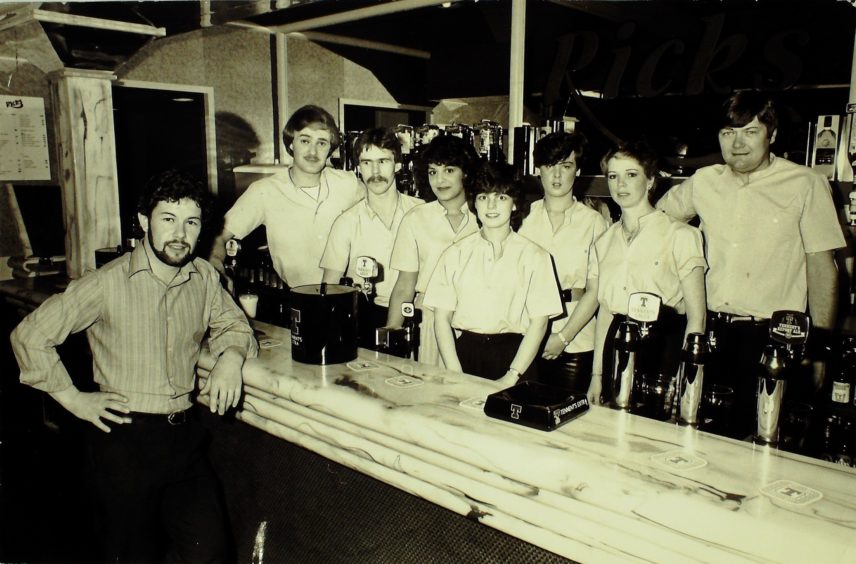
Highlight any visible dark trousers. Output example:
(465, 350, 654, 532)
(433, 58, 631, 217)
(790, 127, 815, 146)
(455, 330, 535, 381)
(705, 313, 769, 439)
(601, 309, 686, 404)
(86, 408, 231, 563)
(536, 351, 594, 393)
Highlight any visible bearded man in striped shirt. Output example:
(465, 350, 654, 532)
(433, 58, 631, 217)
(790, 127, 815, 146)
(11, 169, 258, 563)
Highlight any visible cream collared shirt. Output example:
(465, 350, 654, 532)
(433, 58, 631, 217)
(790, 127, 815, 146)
(423, 231, 563, 334)
(519, 199, 609, 352)
(657, 155, 845, 318)
(320, 192, 424, 306)
(224, 167, 364, 287)
(389, 200, 478, 294)
(591, 211, 706, 315)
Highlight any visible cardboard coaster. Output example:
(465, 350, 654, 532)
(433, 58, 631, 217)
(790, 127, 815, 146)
(760, 480, 823, 506)
(384, 375, 424, 388)
(650, 450, 708, 471)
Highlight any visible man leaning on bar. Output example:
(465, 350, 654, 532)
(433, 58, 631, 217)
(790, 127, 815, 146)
(10, 170, 259, 563)
(657, 90, 846, 439)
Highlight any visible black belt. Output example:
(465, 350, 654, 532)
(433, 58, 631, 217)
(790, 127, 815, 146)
(708, 311, 769, 325)
(127, 409, 191, 426)
(457, 330, 522, 345)
(560, 288, 586, 302)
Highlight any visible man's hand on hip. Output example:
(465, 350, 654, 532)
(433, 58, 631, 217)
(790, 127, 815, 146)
(50, 386, 131, 433)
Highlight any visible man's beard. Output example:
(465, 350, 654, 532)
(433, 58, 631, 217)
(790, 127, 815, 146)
(148, 229, 193, 267)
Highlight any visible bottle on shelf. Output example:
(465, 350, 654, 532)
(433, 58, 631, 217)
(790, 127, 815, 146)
(830, 341, 856, 406)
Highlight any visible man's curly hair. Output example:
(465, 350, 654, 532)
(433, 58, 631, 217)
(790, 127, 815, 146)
(137, 169, 214, 230)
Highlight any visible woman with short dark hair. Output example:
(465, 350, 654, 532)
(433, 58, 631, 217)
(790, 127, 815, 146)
(424, 161, 562, 382)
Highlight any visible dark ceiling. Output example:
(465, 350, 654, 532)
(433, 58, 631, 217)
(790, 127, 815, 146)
(20, 0, 856, 162)
(28, 0, 856, 106)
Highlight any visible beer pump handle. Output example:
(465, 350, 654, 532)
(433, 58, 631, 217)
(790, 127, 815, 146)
(768, 310, 811, 361)
(627, 292, 662, 339)
(355, 256, 379, 298)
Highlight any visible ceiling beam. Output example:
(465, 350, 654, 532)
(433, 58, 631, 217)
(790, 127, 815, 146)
(0, 4, 166, 37)
(268, 0, 454, 34)
(32, 9, 166, 37)
(227, 20, 431, 59)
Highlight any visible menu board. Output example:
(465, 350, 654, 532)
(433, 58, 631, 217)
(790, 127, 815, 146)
(0, 95, 50, 181)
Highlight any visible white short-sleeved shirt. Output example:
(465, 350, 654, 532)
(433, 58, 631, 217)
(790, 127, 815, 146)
(657, 155, 845, 318)
(224, 167, 364, 287)
(423, 231, 563, 335)
(389, 200, 478, 294)
(519, 199, 609, 352)
(319, 192, 424, 306)
(590, 211, 707, 315)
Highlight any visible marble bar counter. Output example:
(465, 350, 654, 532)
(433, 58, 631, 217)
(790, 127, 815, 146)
(197, 321, 856, 564)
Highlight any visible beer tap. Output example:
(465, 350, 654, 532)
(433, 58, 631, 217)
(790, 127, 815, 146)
(755, 310, 810, 446)
(609, 292, 661, 411)
(677, 332, 708, 427)
(224, 238, 241, 296)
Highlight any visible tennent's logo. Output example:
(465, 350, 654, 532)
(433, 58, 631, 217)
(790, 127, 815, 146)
(510, 404, 522, 420)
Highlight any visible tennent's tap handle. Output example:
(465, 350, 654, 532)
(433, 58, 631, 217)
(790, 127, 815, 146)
(769, 310, 810, 360)
(627, 292, 661, 339)
(355, 256, 379, 298)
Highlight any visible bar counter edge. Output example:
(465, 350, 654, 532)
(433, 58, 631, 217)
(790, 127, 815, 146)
(197, 321, 856, 564)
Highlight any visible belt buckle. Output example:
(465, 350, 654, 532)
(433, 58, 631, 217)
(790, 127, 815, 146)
(167, 411, 186, 426)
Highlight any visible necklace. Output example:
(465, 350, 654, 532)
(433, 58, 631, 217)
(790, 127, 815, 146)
(621, 220, 639, 244)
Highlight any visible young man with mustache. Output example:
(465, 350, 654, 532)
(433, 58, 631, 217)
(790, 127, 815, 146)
(212, 105, 364, 288)
(11, 170, 258, 562)
(320, 127, 424, 346)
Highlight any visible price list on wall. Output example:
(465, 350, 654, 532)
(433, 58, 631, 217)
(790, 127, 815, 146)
(0, 95, 50, 181)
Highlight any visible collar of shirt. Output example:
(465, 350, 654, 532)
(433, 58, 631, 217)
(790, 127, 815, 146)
(722, 153, 778, 186)
(128, 244, 199, 286)
(363, 190, 403, 221)
(443, 200, 471, 216)
(285, 166, 330, 203)
(476, 228, 516, 256)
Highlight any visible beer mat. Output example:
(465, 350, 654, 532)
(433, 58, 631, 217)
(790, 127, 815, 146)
(483, 381, 589, 432)
(384, 375, 424, 388)
(760, 480, 823, 506)
(346, 361, 379, 372)
(459, 397, 487, 411)
(258, 338, 282, 349)
(650, 450, 708, 471)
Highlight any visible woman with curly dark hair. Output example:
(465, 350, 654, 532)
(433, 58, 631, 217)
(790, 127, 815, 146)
(424, 161, 562, 382)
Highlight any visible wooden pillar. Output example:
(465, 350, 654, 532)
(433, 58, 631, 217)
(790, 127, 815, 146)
(48, 68, 120, 278)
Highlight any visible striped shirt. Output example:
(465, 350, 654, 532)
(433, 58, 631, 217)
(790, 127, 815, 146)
(11, 244, 258, 414)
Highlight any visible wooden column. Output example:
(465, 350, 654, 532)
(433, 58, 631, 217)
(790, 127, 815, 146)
(48, 68, 120, 278)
